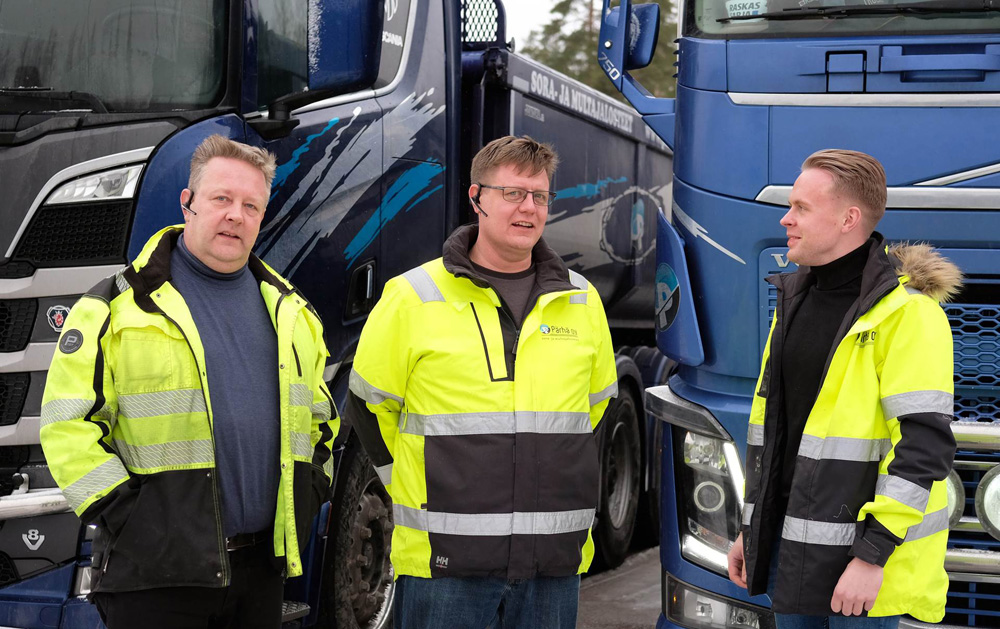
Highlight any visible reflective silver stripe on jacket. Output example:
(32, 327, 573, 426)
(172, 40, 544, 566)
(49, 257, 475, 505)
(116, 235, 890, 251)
(62, 458, 130, 512)
(590, 381, 618, 406)
(798, 435, 891, 462)
(742, 502, 754, 526)
(290, 383, 313, 409)
(905, 508, 950, 542)
(782, 516, 855, 546)
(402, 267, 445, 303)
(118, 389, 207, 419)
(881, 390, 953, 421)
(876, 474, 931, 512)
(374, 463, 393, 486)
(41, 399, 113, 427)
(312, 400, 333, 422)
(114, 270, 130, 294)
(393, 504, 595, 536)
(349, 369, 404, 406)
(400, 411, 592, 437)
(290, 431, 313, 458)
(748, 423, 764, 447)
(568, 270, 588, 304)
(114, 439, 215, 469)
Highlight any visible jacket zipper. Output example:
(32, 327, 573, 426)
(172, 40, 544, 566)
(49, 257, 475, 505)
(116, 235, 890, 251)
(148, 300, 229, 586)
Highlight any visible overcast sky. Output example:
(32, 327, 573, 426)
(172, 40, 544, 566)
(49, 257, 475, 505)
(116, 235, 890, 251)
(499, 0, 558, 48)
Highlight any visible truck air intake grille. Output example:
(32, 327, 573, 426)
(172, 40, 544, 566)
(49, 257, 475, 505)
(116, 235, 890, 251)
(0, 300, 37, 353)
(0, 373, 31, 427)
(0, 260, 36, 279)
(944, 575, 1000, 626)
(11, 201, 132, 267)
(947, 303, 1000, 389)
(461, 0, 502, 45)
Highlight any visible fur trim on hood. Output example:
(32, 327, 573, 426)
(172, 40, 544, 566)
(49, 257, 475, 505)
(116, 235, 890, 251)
(889, 243, 963, 304)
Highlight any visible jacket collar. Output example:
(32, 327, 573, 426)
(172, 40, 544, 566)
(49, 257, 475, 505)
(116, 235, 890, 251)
(124, 225, 294, 303)
(441, 223, 577, 294)
(767, 232, 899, 318)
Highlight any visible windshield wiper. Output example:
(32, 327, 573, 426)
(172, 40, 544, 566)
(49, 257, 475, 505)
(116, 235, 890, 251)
(719, 0, 1000, 22)
(0, 88, 109, 114)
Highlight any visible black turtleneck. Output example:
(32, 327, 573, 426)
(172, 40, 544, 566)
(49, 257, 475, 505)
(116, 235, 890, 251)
(779, 240, 871, 505)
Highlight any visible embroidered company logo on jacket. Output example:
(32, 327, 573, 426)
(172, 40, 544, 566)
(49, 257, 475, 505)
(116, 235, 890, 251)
(540, 323, 578, 339)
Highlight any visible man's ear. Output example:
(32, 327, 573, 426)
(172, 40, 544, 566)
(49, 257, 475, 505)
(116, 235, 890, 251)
(843, 205, 863, 233)
(181, 189, 194, 223)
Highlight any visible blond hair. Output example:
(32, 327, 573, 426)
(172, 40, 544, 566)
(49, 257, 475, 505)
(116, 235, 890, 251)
(802, 149, 887, 231)
(188, 135, 278, 197)
(471, 135, 559, 183)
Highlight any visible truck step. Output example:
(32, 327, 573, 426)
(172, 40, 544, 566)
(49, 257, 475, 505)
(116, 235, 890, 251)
(281, 600, 310, 622)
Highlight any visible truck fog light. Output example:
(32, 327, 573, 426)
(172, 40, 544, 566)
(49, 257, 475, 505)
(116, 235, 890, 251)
(694, 481, 725, 513)
(665, 575, 770, 629)
(946, 470, 965, 528)
(975, 465, 1000, 541)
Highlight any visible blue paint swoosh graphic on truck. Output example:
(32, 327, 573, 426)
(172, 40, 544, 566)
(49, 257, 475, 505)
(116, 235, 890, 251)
(343, 159, 445, 265)
(270, 118, 341, 197)
(555, 176, 628, 200)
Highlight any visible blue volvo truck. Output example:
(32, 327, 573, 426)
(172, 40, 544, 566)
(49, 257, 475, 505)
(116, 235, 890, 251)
(0, 0, 674, 627)
(598, 1, 1000, 627)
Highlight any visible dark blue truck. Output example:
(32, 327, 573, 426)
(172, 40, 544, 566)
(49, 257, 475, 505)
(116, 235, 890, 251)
(0, 1, 672, 626)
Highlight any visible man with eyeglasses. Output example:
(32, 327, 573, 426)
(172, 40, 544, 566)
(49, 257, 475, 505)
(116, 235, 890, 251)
(346, 135, 618, 628)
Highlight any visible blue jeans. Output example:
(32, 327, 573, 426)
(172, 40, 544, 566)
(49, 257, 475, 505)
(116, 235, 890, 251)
(393, 574, 581, 629)
(766, 541, 900, 629)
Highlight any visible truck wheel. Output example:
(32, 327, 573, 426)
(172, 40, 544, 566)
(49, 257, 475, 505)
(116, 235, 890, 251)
(592, 385, 641, 570)
(318, 442, 394, 629)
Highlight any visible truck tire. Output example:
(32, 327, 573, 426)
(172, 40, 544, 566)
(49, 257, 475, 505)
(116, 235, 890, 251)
(592, 384, 642, 571)
(317, 441, 394, 629)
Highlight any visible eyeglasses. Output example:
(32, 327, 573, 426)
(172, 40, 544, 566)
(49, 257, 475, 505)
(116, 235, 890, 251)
(477, 183, 556, 207)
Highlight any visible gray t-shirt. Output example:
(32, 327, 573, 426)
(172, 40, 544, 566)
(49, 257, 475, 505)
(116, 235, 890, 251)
(471, 261, 537, 327)
(170, 236, 280, 537)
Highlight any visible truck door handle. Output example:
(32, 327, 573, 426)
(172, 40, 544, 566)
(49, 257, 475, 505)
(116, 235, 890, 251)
(881, 48, 1000, 73)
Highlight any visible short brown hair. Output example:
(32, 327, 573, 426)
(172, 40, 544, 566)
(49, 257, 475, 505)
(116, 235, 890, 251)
(188, 135, 278, 197)
(471, 135, 559, 184)
(802, 149, 887, 231)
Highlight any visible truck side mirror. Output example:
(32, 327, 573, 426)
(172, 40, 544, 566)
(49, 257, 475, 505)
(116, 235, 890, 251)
(624, 3, 660, 71)
(308, 0, 384, 93)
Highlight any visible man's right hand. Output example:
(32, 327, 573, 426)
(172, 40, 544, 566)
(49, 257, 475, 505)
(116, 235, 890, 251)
(727, 532, 748, 589)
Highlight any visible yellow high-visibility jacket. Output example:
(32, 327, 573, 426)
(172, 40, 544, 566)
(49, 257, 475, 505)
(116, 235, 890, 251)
(742, 237, 960, 621)
(40, 226, 337, 591)
(348, 225, 618, 580)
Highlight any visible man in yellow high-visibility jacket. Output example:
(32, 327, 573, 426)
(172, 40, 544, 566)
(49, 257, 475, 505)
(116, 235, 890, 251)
(728, 149, 960, 627)
(346, 136, 618, 628)
(40, 135, 337, 629)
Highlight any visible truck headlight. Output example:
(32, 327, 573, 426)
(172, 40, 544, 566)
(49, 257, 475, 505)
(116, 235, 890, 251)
(666, 575, 770, 629)
(945, 469, 965, 529)
(47, 164, 143, 205)
(975, 464, 1000, 541)
(674, 428, 744, 575)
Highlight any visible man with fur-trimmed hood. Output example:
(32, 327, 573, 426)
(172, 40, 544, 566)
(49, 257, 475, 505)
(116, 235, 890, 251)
(726, 149, 960, 628)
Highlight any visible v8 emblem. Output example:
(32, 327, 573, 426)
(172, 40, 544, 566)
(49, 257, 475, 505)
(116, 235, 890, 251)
(22, 529, 45, 551)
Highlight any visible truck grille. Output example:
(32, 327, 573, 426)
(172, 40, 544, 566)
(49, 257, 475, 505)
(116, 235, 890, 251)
(9, 200, 132, 267)
(0, 299, 38, 353)
(945, 580, 1000, 626)
(948, 303, 1000, 390)
(0, 373, 31, 427)
(461, 0, 503, 46)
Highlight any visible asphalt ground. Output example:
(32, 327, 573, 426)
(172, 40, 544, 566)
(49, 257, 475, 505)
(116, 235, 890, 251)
(578, 547, 662, 629)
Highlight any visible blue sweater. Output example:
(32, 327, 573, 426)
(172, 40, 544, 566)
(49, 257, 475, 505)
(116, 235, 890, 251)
(170, 236, 280, 537)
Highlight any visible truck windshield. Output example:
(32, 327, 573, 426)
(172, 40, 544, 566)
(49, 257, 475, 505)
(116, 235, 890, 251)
(686, 0, 1000, 38)
(0, 0, 226, 113)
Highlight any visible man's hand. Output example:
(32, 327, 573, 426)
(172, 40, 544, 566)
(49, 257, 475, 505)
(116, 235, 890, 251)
(727, 532, 747, 589)
(831, 557, 883, 616)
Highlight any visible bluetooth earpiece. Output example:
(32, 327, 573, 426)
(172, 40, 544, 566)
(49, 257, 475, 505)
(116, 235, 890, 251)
(471, 187, 488, 218)
(182, 191, 197, 215)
